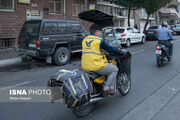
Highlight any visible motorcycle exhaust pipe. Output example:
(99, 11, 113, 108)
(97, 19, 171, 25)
(89, 97, 104, 104)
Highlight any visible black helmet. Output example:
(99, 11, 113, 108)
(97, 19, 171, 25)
(90, 24, 101, 34)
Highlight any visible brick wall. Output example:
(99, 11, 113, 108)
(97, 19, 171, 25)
(0, 0, 91, 47)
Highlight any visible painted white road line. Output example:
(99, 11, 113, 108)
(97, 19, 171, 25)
(0, 81, 31, 91)
(131, 49, 148, 55)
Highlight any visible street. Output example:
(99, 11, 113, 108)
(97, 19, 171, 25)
(0, 37, 180, 120)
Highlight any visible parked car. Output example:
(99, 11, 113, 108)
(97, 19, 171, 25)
(144, 26, 160, 40)
(18, 19, 87, 65)
(173, 24, 180, 35)
(114, 27, 146, 47)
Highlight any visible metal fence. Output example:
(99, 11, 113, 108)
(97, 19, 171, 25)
(0, 38, 16, 51)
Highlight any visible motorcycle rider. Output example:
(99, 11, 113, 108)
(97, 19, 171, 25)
(81, 24, 122, 96)
(157, 21, 173, 59)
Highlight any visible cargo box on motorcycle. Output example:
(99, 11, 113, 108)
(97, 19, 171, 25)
(47, 69, 93, 108)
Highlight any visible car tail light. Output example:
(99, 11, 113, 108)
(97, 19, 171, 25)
(144, 31, 147, 34)
(154, 31, 157, 34)
(121, 33, 126, 37)
(36, 40, 40, 49)
(156, 46, 161, 50)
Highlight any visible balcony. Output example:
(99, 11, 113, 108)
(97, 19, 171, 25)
(159, 8, 180, 20)
(169, 0, 180, 6)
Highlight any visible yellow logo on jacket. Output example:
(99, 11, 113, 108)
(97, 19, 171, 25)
(81, 35, 108, 71)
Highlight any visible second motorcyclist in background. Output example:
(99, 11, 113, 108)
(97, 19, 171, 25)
(81, 24, 122, 96)
(157, 21, 173, 59)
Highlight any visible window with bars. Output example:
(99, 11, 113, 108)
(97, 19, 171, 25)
(0, 0, 14, 11)
(49, 0, 64, 14)
(72, 0, 85, 16)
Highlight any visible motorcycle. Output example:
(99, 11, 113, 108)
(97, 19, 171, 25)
(47, 49, 131, 116)
(72, 50, 131, 116)
(47, 10, 131, 117)
(156, 42, 172, 67)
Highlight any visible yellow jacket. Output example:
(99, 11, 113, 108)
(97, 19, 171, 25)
(81, 35, 108, 71)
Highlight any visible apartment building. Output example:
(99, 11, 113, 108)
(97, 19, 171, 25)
(95, 0, 131, 27)
(158, 0, 180, 25)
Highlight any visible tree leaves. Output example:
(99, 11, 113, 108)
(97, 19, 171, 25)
(141, 0, 172, 15)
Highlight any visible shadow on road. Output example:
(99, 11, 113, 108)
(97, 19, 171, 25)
(0, 52, 82, 72)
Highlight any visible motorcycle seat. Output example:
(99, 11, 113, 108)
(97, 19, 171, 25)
(85, 71, 102, 79)
(158, 44, 168, 51)
(158, 44, 167, 48)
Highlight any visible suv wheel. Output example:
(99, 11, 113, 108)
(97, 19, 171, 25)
(53, 47, 70, 65)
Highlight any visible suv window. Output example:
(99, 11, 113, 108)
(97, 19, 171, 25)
(21, 21, 41, 35)
(57, 22, 67, 34)
(42, 22, 57, 35)
(70, 23, 82, 33)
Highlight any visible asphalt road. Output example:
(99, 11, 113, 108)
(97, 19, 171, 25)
(0, 37, 180, 120)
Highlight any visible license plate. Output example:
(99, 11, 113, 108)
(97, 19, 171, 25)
(148, 32, 153, 34)
(28, 44, 36, 48)
(156, 50, 162, 55)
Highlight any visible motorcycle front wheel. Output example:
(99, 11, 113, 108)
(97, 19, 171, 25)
(116, 72, 131, 96)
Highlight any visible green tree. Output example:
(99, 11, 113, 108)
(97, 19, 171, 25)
(141, 0, 172, 32)
(106, 0, 141, 27)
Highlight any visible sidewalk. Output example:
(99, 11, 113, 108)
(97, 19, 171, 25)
(120, 73, 180, 120)
(0, 49, 27, 68)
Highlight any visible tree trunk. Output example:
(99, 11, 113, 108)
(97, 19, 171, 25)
(143, 14, 150, 33)
(128, 7, 131, 27)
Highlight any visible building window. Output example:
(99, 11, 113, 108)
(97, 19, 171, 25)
(72, 0, 85, 16)
(49, 0, 64, 14)
(0, 0, 14, 12)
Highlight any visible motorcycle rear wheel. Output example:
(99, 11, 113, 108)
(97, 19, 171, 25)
(117, 72, 131, 96)
(157, 56, 163, 67)
(72, 103, 95, 117)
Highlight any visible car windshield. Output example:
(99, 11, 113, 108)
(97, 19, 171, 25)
(115, 29, 125, 34)
(20, 21, 41, 35)
(149, 26, 158, 29)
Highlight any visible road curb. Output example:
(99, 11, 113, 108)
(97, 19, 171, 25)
(0, 56, 32, 68)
